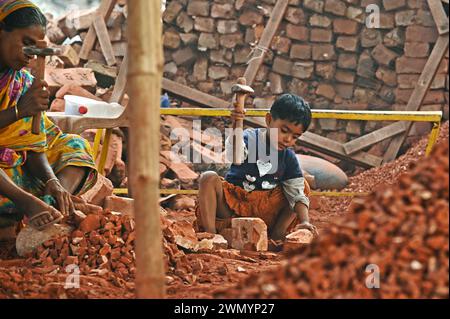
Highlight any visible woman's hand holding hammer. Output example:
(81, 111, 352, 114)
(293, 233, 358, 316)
(16, 78, 49, 119)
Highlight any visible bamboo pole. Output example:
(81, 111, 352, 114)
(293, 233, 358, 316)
(128, 0, 165, 298)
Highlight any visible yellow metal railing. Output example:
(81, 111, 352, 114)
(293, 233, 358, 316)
(425, 121, 441, 156)
(113, 188, 370, 197)
(160, 108, 442, 156)
(160, 108, 442, 122)
(95, 108, 442, 197)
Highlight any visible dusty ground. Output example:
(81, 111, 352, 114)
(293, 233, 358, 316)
(0, 122, 448, 299)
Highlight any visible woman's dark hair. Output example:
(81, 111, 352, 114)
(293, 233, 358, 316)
(1, 6, 47, 32)
(270, 93, 312, 131)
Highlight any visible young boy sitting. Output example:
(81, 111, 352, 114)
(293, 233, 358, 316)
(197, 93, 318, 241)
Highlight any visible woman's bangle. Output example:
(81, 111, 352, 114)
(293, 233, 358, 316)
(14, 105, 19, 120)
(45, 177, 59, 187)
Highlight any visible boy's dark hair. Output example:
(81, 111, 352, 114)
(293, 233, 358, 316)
(1, 7, 47, 32)
(270, 93, 312, 131)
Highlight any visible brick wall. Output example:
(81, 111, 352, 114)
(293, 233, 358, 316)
(162, 0, 449, 150)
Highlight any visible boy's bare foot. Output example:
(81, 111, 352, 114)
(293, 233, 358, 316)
(268, 239, 284, 252)
(16, 194, 63, 230)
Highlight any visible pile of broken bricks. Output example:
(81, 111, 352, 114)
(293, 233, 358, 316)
(24, 212, 137, 282)
(9, 163, 314, 288)
(216, 139, 449, 299)
(10, 167, 315, 288)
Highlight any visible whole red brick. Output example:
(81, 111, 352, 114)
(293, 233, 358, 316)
(79, 214, 101, 233)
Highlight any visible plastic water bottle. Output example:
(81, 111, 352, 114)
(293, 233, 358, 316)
(160, 93, 170, 108)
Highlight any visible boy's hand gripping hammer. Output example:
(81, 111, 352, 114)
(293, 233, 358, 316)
(231, 77, 254, 165)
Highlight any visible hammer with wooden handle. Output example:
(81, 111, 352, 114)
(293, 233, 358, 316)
(22, 41, 61, 135)
(231, 77, 254, 165)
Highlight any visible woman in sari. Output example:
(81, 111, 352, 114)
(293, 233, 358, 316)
(0, 0, 98, 231)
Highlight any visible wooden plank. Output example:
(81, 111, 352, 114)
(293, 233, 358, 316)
(110, 53, 128, 103)
(343, 122, 407, 155)
(93, 14, 117, 66)
(162, 78, 229, 108)
(300, 132, 383, 168)
(243, 0, 289, 85)
(304, 149, 341, 164)
(79, 0, 116, 61)
(383, 34, 449, 163)
(428, 0, 449, 35)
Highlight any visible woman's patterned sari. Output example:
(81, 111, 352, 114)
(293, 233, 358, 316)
(0, 68, 97, 217)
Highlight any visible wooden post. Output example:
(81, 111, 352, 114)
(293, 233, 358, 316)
(79, 0, 116, 61)
(382, 0, 448, 163)
(93, 13, 117, 66)
(231, 78, 254, 165)
(383, 34, 449, 163)
(243, 0, 289, 86)
(128, 0, 165, 298)
(428, 0, 449, 35)
(233, 84, 245, 165)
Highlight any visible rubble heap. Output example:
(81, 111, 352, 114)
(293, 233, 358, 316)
(19, 209, 191, 286)
(216, 138, 449, 298)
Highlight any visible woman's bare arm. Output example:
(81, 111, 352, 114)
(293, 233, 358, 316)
(0, 107, 20, 129)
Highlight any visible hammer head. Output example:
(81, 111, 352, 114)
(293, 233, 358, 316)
(23, 46, 62, 57)
(231, 77, 254, 94)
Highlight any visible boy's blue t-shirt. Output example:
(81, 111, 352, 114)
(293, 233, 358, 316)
(225, 128, 303, 191)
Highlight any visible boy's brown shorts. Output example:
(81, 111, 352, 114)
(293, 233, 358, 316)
(196, 179, 311, 233)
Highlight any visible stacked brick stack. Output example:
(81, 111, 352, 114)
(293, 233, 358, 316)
(162, 0, 449, 152)
(215, 139, 449, 298)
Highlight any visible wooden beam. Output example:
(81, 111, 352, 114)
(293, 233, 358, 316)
(300, 132, 383, 168)
(93, 13, 117, 66)
(428, 0, 449, 35)
(79, 0, 116, 61)
(243, 0, 289, 85)
(110, 53, 128, 103)
(383, 34, 449, 163)
(128, 0, 165, 298)
(343, 121, 407, 155)
(162, 78, 229, 108)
